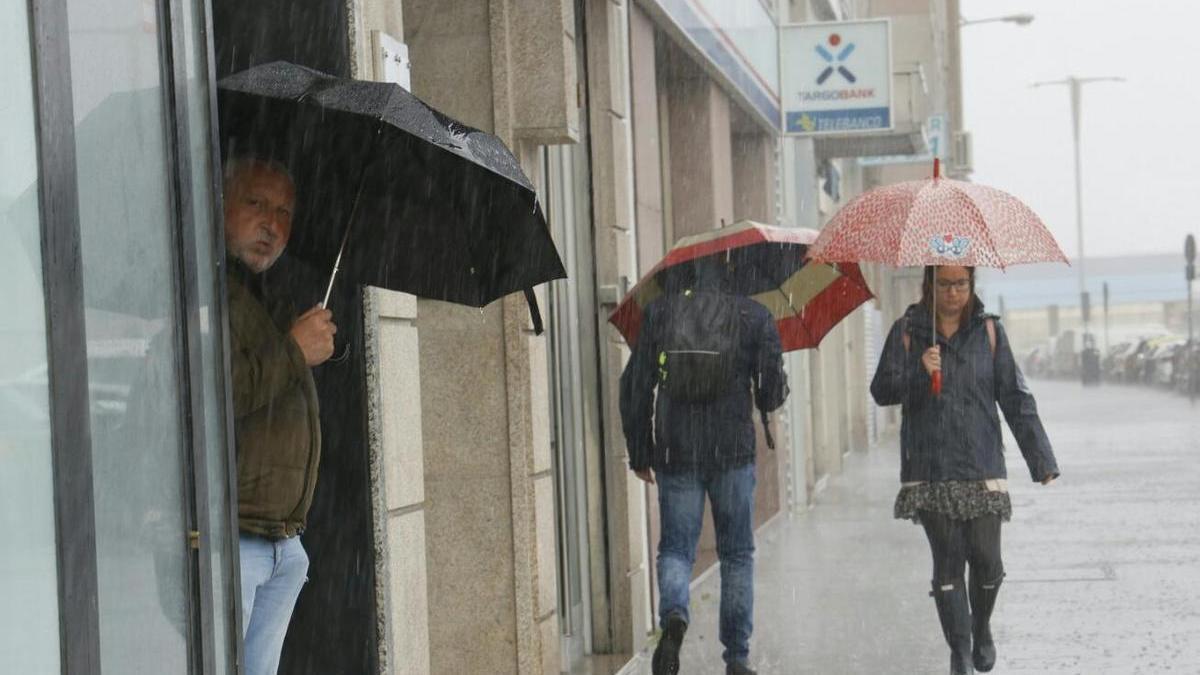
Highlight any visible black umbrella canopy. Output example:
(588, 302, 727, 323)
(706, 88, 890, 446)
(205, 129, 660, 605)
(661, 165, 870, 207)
(656, 242, 811, 296)
(217, 61, 566, 311)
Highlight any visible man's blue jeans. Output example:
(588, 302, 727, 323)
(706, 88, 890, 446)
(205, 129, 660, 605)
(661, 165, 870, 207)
(656, 463, 756, 666)
(239, 533, 308, 675)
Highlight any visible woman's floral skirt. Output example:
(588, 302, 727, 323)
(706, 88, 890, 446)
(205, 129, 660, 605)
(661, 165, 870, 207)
(894, 481, 1012, 524)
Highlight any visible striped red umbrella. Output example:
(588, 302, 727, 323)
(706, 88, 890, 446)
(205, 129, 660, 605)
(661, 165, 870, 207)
(608, 221, 873, 352)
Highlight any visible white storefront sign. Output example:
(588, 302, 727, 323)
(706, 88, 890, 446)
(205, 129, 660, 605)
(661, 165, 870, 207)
(780, 19, 892, 135)
(373, 31, 411, 90)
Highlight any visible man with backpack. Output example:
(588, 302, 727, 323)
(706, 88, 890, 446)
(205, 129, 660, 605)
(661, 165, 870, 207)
(619, 257, 789, 675)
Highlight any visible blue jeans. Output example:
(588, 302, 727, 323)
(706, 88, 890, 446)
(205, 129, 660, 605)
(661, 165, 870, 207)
(239, 533, 309, 675)
(656, 463, 756, 666)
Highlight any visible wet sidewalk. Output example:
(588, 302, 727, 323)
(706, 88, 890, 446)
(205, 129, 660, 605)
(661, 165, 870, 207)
(617, 379, 1200, 674)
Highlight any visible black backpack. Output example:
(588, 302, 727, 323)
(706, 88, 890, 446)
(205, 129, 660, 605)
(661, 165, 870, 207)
(657, 290, 743, 402)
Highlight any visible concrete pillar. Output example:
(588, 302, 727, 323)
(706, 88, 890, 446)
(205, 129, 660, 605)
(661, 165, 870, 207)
(627, 3, 666, 634)
(348, 0, 406, 79)
(781, 135, 821, 503)
(663, 45, 734, 237)
(629, 4, 666, 275)
(584, 0, 652, 657)
(813, 323, 845, 478)
(348, 6, 436, 674)
(847, 310, 870, 452)
(808, 346, 830, 482)
(784, 350, 816, 510)
(731, 128, 775, 224)
(363, 289, 430, 675)
(386, 2, 558, 673)
(731, 120, 786, 517)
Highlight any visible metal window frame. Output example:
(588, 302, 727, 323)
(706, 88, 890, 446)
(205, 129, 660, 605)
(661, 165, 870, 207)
(154, 0, 232, 671)
(192, 0, 248, 667)
(27, 0, 101, 670)
(25, 0, 239, 670)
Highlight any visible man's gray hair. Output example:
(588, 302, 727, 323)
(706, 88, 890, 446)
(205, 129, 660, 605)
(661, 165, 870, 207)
(222, 155, 294, 190)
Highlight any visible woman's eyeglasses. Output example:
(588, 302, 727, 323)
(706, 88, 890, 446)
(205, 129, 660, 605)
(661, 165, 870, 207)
(935, 279, 971, 292)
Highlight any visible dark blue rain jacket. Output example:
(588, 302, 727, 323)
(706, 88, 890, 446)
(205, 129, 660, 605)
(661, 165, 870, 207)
(620, 287, 788, 473)
(871, 303, 1059, 483)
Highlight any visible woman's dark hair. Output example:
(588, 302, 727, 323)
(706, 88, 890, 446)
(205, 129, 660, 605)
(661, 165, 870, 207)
(921, 265, 981, 323)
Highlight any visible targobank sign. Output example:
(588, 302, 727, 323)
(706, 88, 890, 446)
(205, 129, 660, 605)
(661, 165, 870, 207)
(780, 19, 892, 135)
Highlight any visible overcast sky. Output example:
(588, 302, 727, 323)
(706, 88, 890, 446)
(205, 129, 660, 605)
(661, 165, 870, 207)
(960, 0, 1200, 261)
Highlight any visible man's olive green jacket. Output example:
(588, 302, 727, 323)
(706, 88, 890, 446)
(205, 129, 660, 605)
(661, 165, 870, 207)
(227, 261, 320, 539)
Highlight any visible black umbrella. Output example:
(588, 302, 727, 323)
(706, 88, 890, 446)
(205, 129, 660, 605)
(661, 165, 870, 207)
(217, 61, 565, 332)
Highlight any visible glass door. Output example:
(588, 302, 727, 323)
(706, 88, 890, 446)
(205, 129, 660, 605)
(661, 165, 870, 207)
(13, 0, 237, 669)
(545, 140, 597, 670)
(66, 0, 194, 667)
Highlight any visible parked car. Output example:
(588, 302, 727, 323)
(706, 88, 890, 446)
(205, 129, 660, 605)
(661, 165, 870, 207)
(1137, 336, 1183, 385)
(1150, 340, 1186, 387)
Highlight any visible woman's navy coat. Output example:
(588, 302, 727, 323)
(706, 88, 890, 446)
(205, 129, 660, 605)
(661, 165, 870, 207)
(871, 303, 1059, 483)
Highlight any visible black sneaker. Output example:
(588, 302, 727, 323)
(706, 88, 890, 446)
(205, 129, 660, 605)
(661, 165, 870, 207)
(651, 614, 687, 675)
(726, 662, 757, 675)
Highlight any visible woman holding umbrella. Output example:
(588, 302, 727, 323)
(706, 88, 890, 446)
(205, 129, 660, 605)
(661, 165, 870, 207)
(810, 159, 1066, 674)
(870, 264, 1059, 674)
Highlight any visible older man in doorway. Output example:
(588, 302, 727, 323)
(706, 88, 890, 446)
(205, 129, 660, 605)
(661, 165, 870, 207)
(223, 156, 336, 675)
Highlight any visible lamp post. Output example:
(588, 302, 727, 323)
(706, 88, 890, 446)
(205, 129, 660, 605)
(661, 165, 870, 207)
(1187, 234, 1196, 402)
(1031, 76, 1125, 345)
(960, 13, 1035, 27)
(951, 11, 1035, 179)
(1102, 281, 1110, 354)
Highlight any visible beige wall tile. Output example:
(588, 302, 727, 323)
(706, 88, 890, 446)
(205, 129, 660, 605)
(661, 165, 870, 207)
(381, 319, 424, 510)
(534, 474, 558, 615)
(388, 512, 431, 675)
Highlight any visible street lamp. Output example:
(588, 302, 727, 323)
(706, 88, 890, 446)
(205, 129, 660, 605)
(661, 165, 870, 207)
(960, 13, 1035, 27)
(1032, 76, 1125, 376)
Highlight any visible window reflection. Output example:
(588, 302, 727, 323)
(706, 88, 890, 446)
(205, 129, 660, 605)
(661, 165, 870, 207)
(67, 0, 191, 670)
(0, 3, 62, 672)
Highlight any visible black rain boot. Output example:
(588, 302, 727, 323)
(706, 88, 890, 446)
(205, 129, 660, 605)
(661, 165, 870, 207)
(931, 580, 975, 675)
(970, 573, 1004, 672)
(726, 662, 757, 675)
(652, 613, 688, 675)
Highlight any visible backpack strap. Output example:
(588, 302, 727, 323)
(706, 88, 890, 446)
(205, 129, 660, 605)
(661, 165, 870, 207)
(901, 316, 911, 353)
(985, 318, 996, 357)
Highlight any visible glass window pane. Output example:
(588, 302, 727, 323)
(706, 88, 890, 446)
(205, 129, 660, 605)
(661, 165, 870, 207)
(182, 0, 236, 667)
(66, 0, 191, 671)
(0, 6, 63, 673)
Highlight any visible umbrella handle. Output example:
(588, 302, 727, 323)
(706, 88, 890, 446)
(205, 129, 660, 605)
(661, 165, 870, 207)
(929, 268, 940, 396)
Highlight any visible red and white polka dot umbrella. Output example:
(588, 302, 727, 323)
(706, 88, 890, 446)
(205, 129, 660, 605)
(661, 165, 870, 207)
(809, 160, 1068, 269)
(809, 160, 1068, 394)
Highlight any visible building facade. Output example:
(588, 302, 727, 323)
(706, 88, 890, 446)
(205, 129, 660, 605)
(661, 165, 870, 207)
(1, 0, 967, 673)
